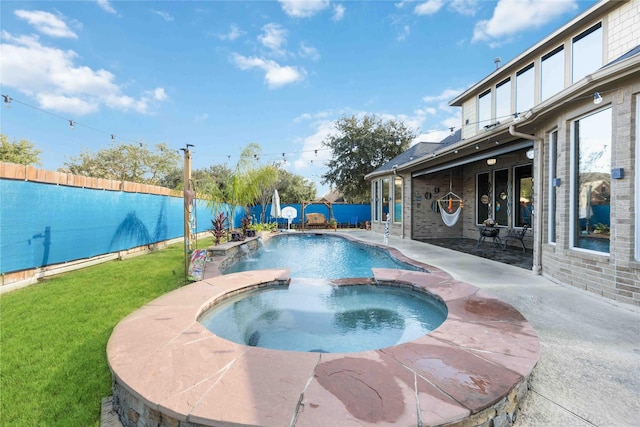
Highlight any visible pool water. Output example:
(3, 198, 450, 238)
(199, 279, 447, 353)
(222, 234, 422, 278)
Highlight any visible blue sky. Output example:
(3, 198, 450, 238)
(1, 0, 596, 195)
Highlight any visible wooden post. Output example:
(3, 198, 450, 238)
(182, 145, 193, 278)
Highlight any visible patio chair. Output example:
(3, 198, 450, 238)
(349, 216, 358, 228)
(502, 225, 529, 252)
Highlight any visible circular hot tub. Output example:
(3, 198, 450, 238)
(199, 279, 448, 353)
(107, 268, 540, 427)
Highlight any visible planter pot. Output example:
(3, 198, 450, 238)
(246, 230, 257, 238)
(231, 232, 244, 242)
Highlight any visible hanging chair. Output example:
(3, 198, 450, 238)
(437, 191, 464, 227)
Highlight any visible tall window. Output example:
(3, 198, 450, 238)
(382, 178, 390, 221)
(478, 90, 492, 129)
(572, 23, 602, 83)
(393, 176, 402, 223)
(373, 181, 379, 222)
(541, 46, 564, 101)
(477, 172, 490, 224)
(573, 107, 611, 253)
(495, 78, 511, 122)
(516, 64, 535, 113)
(549, 131, 558, 243)
(636, 95, 640, 260)
(514, 165, 533, 227)
(494, 169, 509, 226)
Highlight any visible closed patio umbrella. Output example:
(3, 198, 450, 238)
(270, 189, 281, 219)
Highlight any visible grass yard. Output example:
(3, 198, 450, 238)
(0, 238, 213, 426)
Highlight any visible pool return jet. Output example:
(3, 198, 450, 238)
(437, 172, 464, 227)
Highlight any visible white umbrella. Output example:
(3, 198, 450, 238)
(270, 189, 281, 219)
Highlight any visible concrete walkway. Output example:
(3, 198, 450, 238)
(346, 230, 640, 427)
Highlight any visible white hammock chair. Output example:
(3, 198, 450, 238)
(437, 191, 464, 227)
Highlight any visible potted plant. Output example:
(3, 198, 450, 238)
(481, 218, 499, 237)
(329, 218, 338, 231)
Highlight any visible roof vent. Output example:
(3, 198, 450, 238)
(494, 57, 501, 69)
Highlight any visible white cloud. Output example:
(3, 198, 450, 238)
(414, 0, 445, 16)
(449, 0, 478, 16)
(193, 112, 209, 122)
(153, 10, 174, 22)
(258, 23, 288, 56)
(293, 119, 335, 171)
(279, 0, 330, 18)
(96, 0, 117, 14)
(422, 88, 463, 104)
(397, 25, 410, 41)
(332, 4, 345, 21)
(0, 31, 167, 115)
(14, 10, 77, 39)
(218, 24, 244, 41)
(473, 0, 577, 43)
(231, 53, 305, 89)
(299, 42, 320, 61)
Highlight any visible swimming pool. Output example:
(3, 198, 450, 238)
(222, 233, 423, 278)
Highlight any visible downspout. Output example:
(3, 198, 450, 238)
(509, 125, 544, 275)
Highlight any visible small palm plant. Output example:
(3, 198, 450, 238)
(211, 212, 228, 245)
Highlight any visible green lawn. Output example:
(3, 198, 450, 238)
(0, 239, 212, 426)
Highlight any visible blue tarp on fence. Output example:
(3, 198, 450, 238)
(0, 180, 212, 274)
(250, 203, 371, 226)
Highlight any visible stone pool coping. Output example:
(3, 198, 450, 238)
(107, 267, 540, 426)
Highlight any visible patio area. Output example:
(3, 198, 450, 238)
(417, 238, 533, 270)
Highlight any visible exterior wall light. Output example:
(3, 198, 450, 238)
(487, 158, 497, 166)
(526, 148, 535, 159)
(593, 92, 603, 105)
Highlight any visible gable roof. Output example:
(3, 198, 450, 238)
(365, 129, 462, 179)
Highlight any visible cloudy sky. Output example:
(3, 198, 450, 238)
(0, 0, 596, 195)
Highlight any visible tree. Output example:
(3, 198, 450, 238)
(276, 169, 316, 204)
(0, 134, 41, 165)
(206, 143, 279, 228)
(60, 142, 180, 185)
(321, 115, 415, 203)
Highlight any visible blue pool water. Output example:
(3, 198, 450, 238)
(222, 233, 422, 278)
(199, 279, 447, 353)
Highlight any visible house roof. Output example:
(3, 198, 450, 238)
(365, 129, 462, 179)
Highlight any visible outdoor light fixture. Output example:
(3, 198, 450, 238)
(69, 120, 75, 130)
(487, 158, 497, 166)
(593, 92, 603, 105)
(526, 148, 535, 159)
(475, 145, 479, 150)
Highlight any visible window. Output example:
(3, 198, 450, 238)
(549, 131, 558, 243)
(477, 172, 490, 224)
(373, 181, 379, 222)
(495, 78, 511, 122)
(493, 169, 509, 226)
(572, 23, 602, 83)
(573, 107, 611, 253)
(541, 46, 564, 101)
(514, 165, 533, 227)
(516, 64, 535, 113)
(478, 90, 492, 129)
(393, 176, 402, 223)
(382, 178, 390, 221)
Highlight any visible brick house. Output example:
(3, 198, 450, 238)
(366, 0, 640, 305)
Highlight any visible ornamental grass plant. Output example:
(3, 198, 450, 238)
(0, 238, 213, 426)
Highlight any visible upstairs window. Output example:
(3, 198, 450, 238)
(541, 45, 565, 101)
(516, 64, 535, 113)
(478, 90, 492, 130)
(495, 78, 511, 122)
(572, 23, 602, 83)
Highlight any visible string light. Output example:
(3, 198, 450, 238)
(593, 92, 603, 105)
(69, 120, 75, 130)
(2, 95, 11, 108)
